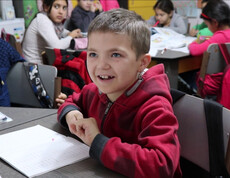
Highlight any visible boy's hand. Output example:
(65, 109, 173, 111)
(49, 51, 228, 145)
(74, 117, 100, 146)
(55, 92, 67, 108)
(66, 110, 84, 134)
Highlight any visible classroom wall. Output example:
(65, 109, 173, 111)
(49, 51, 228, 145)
(128, 0, 156, 20)
(187, 0, 230, 31)
(129, 0, 230, 31)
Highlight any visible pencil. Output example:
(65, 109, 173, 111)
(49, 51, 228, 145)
(153, 21, 159, 27)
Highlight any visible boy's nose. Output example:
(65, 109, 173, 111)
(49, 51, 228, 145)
(97, 57, 110, 69)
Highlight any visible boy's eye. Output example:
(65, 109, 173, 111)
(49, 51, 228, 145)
(112, 53, 121, 58)
(88, 52, 97, 57)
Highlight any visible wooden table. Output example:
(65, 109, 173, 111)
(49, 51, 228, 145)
(149, 49, 202, 89)
(0, 107, 124, 178)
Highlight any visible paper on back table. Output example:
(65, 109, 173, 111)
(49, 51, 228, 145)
(0, 125, 89, 178)
(149, 27, 196, 56)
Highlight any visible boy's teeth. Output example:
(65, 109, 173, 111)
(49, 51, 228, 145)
(101, 75, 109, 79)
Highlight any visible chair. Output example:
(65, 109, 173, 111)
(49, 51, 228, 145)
(42, 47, 76, 65)
(6, 62, 61, 108)
(171, 89, 230, 177)
(199, 43, 230, 77)
(197, 43, 230, 110)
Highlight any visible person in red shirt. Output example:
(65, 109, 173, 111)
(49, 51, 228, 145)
(189, 0, 230, 56)
(57, 8, 181, 178)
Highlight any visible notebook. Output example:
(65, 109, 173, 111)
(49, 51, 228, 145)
(0, 125, 89, 178)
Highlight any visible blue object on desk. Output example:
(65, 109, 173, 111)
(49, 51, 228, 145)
(150, 27, 158, 36)
(0, 111, 12, 123)
(0, 117, 7, 122)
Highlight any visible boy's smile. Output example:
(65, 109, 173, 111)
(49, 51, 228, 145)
(87, 32, 144, 102)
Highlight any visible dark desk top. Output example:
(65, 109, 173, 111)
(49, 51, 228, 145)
(0, 107, 57, 131)
(0, 108, 124, 178)
(152, 49, 190, 60)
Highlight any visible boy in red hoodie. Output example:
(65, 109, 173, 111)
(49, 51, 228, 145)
(58, 8, 181, 178)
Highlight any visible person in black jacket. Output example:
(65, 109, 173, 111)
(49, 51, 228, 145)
(0, 38, 25, 106)
(68, 0, 103, 32)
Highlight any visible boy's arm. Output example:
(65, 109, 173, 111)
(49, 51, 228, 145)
(90, 97, 181, 178)
(90, 134, 109, 163)
(57, 93, 81, 129)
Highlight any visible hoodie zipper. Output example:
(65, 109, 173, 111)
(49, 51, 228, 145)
(100, 101, 113, 134)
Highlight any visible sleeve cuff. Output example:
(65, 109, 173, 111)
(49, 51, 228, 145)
(58, 105, 79, 129)
(89, 134, 109, 163)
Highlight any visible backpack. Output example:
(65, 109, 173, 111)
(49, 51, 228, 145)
(196, 43, 230, 110)
(53, 49, 92, 96)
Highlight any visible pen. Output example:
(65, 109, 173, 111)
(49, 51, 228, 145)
(153, 21, 159, 27)
(0, 117, 7, 122)
(161, 48, 167, 55)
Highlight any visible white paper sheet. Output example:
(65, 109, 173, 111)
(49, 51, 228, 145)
(0, 112, 13, 124)
(149, 27, 196, 56)
(0, 125, 89, 178)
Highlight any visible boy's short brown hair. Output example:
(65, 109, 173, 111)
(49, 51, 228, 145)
(88, 8, 150, 59)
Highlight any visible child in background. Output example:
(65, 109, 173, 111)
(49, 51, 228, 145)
(37, 0, 73, 18)
(189, 0, 230, 56)
(189, 0, 213, 37)
(0, 39, 25, 106)
(67, 0, 103, 32)
(58, 8, 181, 178)
(22, 0, 82, 64)
(100, 0, 119, 11)
(146, 0, 187, 34)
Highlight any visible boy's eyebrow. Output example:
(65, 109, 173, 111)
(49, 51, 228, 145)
(109, 48, 128, 54)
(87, 47, 96, 51)
(87, 47, 125, 52)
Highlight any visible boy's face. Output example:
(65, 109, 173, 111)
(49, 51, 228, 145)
(87, 32, 145, 102)
(78, 0, 93, 11)
(46, 0, 67, 23)
(155, 8, 172, 26)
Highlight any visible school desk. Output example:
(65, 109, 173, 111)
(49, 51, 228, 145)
(0, 107, 57, 131)
(149, 49, 202, 88)
(0, 107, 124, 178)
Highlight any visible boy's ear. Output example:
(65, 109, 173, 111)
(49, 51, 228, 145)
(139, 54, 151, 72)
